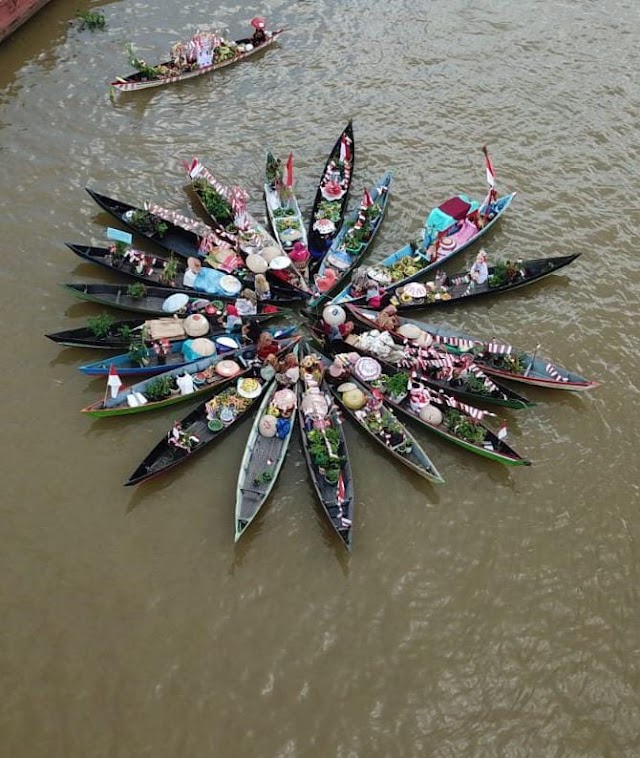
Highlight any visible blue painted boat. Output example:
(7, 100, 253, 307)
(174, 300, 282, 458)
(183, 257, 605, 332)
(307, 171, 393, 309)
(330, 191, 516, 306)
(77, 326, 297, 376)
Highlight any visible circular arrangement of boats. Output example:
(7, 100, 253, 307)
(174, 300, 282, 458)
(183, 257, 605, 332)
(48, 18, 602, 551)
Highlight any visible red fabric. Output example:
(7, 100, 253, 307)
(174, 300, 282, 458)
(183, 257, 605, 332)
(438, 196, 471, 220)
(285, 153, 294, 188)
(257, 344, 279, 360)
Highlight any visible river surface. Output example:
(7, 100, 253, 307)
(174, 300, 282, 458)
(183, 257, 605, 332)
(1, 0, 639, 756)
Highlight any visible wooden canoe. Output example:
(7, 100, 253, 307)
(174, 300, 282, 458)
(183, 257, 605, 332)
(45, 310, 282, 350)
(309, 321, 533, 410)
(60, 282, 301, 316)
(235, 346, 300, 541)
(264, 151, 308, 255)
(387, 253, 581, 311)
(308, 171, 393, 309)
(307, 122, 355, 263)
(307, 345, 444, 484)
(110, 29, 284, 93)
(85, 187, 210, 260)
(321, 345, 530, 466)
(82, 336, 299, 417)
(297, 342, 355, 550)
(330, 191, 517, 306)
(78, 326, 297, 376)
(348, 306, 601, 392)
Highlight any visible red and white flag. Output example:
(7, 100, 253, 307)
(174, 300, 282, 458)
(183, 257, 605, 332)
(497, 421, 508, 440)
(186, 158, 204, 178)
(107, 364, 122, 398)
(284, 153, 294, 188)
(362, 188, 373, 208)
(339, 135, 351, 163)
(482, 145, 496, 188)
(336, 472, 346, 504)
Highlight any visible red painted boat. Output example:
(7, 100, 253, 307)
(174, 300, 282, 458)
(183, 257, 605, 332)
(0, 0, 52, 42)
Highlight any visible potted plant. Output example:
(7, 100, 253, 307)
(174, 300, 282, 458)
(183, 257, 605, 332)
(128, 338, 150, 367)
(87, 312, 115, 338)
(126, 282, 147, 299)
(324, 466, 341, 486)
(108, 241, 129, 268)
(159, 255, 180, 286)
(144, 375, 174, 401)
(383, 371, 409, 403)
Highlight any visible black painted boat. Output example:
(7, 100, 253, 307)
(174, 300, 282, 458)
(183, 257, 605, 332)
(387, 253, 581, 311)
(297, 341, 355, 550)
(307, 121, 355, 263)
(60, 282, 301, 316)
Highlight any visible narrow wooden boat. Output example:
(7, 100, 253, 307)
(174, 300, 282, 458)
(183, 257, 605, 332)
(110, 27, 284, 93)
(125, 370, 286, 486)
(307, 122, 355, 263)
(85, 187, 214, 260)
(387, 253, 581, 311)
(308, 171, 393, 308)
(60, 282, 301, 316)
(309, 321, 532, 410)
(307, 346, 444, 484)
(330, 147, 515, 305)
(264, 151, 308, 255)
(331, 192, 516, 306)
(325, 348, 529, 465)
(78, 326, 296, 376)
(349, 306, 601, 392)
(235, 347, 300, 541)
(82, 336, 299, 418)
(297, 342, 355, 550)
(45, 311, 282, 350)
(66, 243, 249, 295)
(186, 157, 312, 295)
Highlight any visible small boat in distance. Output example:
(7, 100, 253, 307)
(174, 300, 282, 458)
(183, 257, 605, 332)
(110, 21, 285, 93)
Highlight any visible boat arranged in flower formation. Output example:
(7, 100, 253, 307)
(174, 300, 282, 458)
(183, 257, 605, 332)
(329, 146, 515, 306)
(307, 122, 355, 263)
(124, 339, 301, 486)
(60, 282, 300, 317)
(308, 318, 533, 410)
(45, 309, 283, 350)
(264, 151, 308, 261)
(297, 342, 355, 550)
(110, 19, 284, 93)
(235, 345, 300, 542)
(306, 345, 445, 484)
(348, 307, 601, 392)
(82, 336, 299, 417)
(382, 253, 581, 311)
(308, 171, 393, 308)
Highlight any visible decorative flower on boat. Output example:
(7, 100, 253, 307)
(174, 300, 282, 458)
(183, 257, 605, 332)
(321, 180, 346, 201)
(313, 218, 336, 236)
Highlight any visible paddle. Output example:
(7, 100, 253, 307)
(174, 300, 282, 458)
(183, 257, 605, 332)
(524, 344, 541, 377)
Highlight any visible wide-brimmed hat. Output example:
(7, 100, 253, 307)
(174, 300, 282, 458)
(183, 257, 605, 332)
(397, 323, 422, 340)
(215, 359, 241, 377)
(354, 356, 382, 382)
(189, 337, 216, 357)
(246, 253, 268, 274)
(260, 246, 282, 264)
(220, 275, 242, 295)
(162, 293, 190, 313)
(184, 313, 210, 337)
(259, 414, 277, 437)
(439, 236, 456, 251)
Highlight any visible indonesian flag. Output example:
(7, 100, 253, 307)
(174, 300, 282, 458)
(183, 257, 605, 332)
(186, 158, 204, 179)
(362, 188, 373, 208)
(339, 134, 351, 163)
(107, 364, 122, 398)
(336, 472, 346, 504)
(482, 145, 496, 188)
(284, 153, 294, 188)
(497, 421, 508, 440)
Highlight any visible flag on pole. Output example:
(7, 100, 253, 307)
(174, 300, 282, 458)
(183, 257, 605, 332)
(336, 472, 346, 504)
(362, 188, 373, 208)
(107, 227, 133, 244)
(497, 421, 508, 440)
(339, 135, 351, 163)
(284, 153, 294, 188)
(107, 364, 122, 399)
(186, 158, 204, 178)
(482, 145, 496, 188)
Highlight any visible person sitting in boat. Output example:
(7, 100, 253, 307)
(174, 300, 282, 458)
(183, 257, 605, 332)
(167, 421, 199, 451)
(325, 320, 355, 344)
(276, 352, 300, 387)
(241, 318, 262, 344)
(224, 304, 242, 332)
(468, 250, 489, 286)
(235, 289, 258, 317)
(256, 331, 280, 361)
(376, 305, 400, 333)
(183, 257, 236, 296)
(254, 273, 271, 301)
(251, 17, 267, 46)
